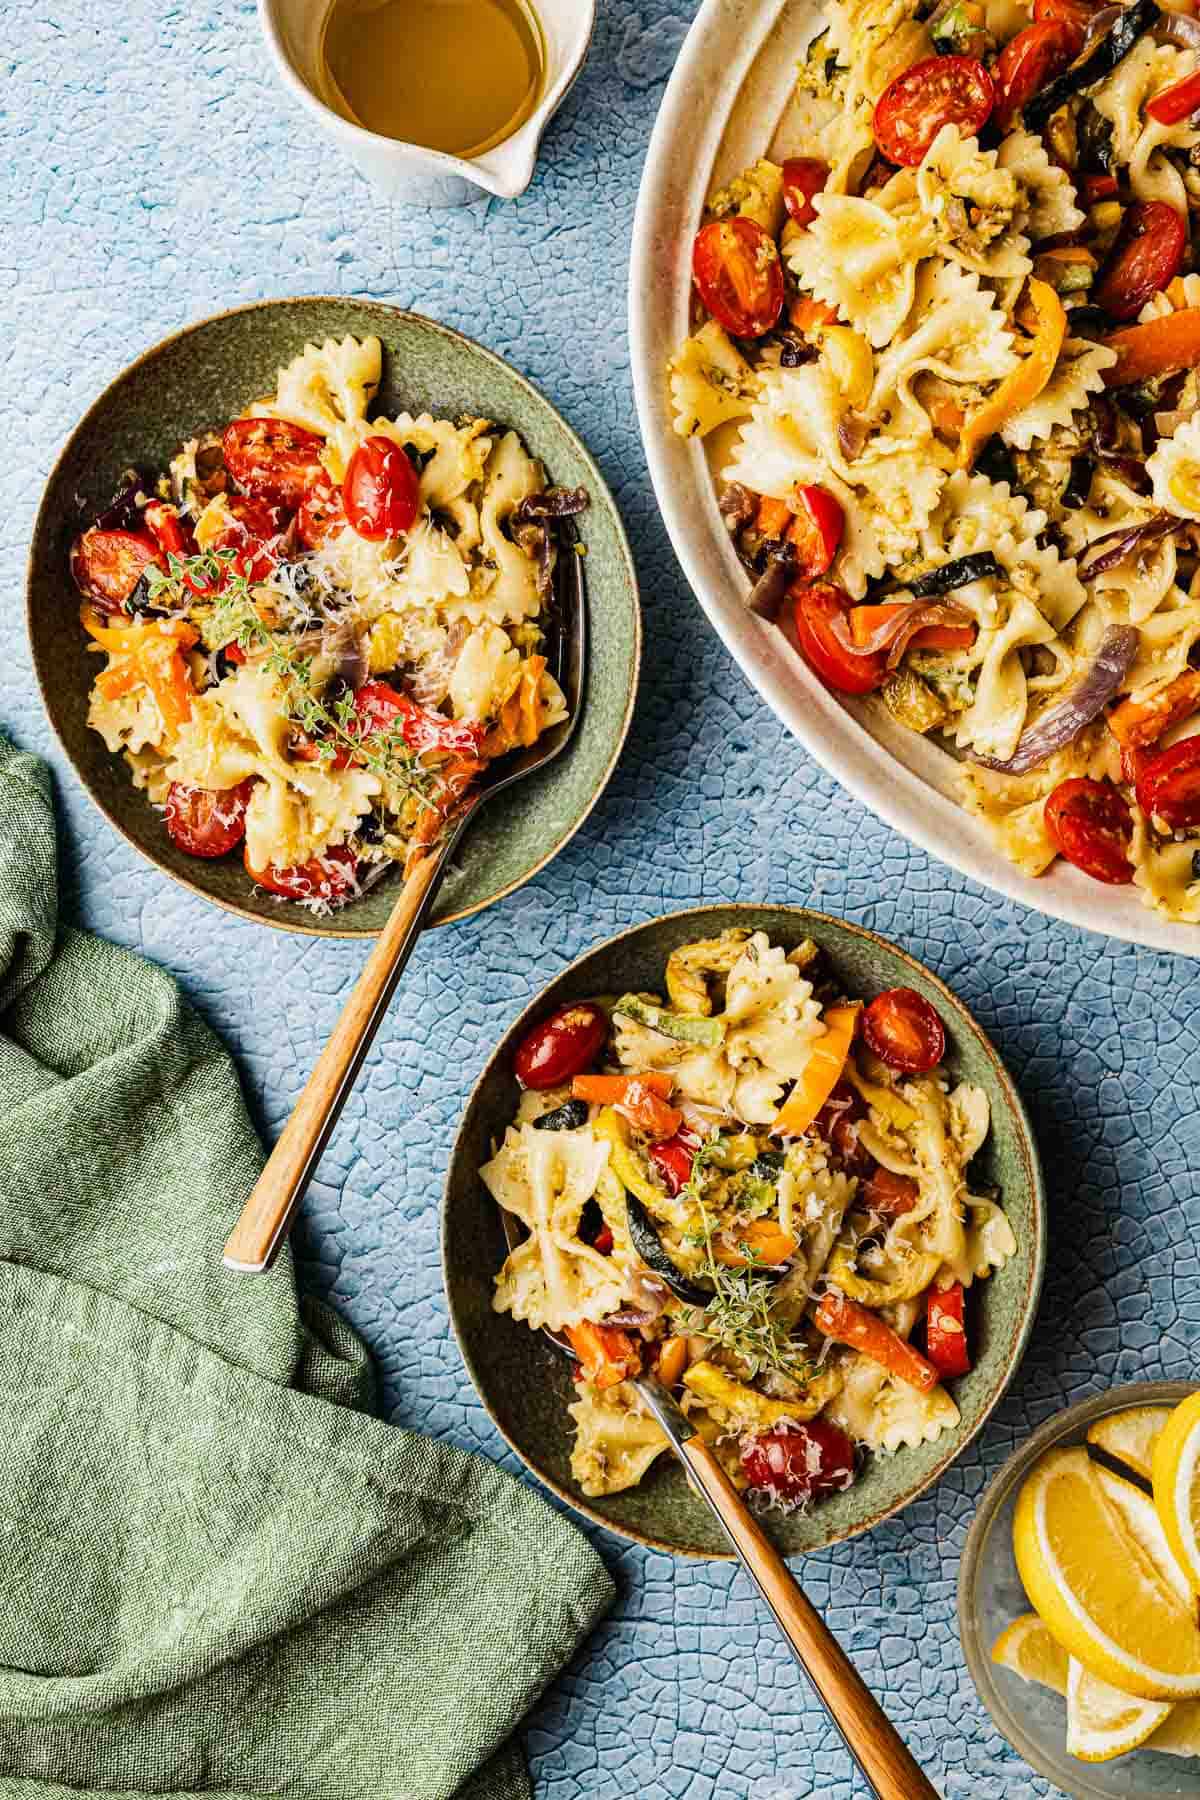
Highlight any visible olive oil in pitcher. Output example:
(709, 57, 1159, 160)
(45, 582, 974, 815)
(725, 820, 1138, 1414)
(319, 0, 545, 159)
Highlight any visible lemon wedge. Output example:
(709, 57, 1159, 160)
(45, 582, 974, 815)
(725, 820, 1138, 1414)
(1148, 1699, 1200, 1758)
(1066, 1658, 1173, 1762)
(991, 1612, 1068, 1694)
(1013, 1446, 1200, 1700)
(1153, 1392, 1200, 1593)
(1094, 1464, 1195, 1607)
(1087, 1405, 1173, 1483)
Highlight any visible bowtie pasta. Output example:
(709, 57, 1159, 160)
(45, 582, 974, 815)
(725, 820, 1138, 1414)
(71, 335, 583, 910)
(669, 0, 1200, 923)
(485, 928, 1013, 1508)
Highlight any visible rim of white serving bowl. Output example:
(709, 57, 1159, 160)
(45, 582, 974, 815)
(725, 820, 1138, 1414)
(628, 0, 1199, 959)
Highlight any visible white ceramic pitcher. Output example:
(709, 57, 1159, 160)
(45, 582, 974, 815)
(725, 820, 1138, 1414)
(260, 0, 594, 207)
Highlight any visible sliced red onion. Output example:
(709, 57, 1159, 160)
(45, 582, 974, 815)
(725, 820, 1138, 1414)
(972, 624, 1137, 774)
(1159, 10, 1200, 49)
(1074, 3, 1122, 61)
(829, 598, 974, 664)
(1078, 512, 1185, 580)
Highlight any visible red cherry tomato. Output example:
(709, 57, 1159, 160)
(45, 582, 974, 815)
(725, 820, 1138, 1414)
(353, 681, 485, 757)
(164, 779, 256, 859)
(143, 502, 194, 559)
(691, 217, 785, 339)
(993, 21, 1082, 130)
(790, 582, 888, 695)
(649, 1134, 697, 1196)
(70, 528, 162, 613)
(1094, 202, 1188, 323)
(873, 56, 994, 167)
(245, 843, 360, 904)
(1044, 777, 1134, 884)
(1032, 0, 1097, 31)
(296, 478, 348, 548)
(593, 1227, 615, 1255)
(789, 484, 845, 583)
(863, 987, 946, 1074)
(1134, 737, 1200, 830)
(1146, 67, 1200, 126)
(513, 1002, 609, 1090)
(222, 417, 324, 508)
(926, 1282, 971, 1378)
(781, 157, 828, 227)
(343, 436, 421, 540)
(861, 1165, 921, 1220)
(739, 1420, 856, 1507)
(811, 1079, 872, 1172)
(211, 494, 287, 582)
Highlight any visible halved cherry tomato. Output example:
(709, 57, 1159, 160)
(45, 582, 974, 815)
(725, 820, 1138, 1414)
(1081, 172, 1118, 204)
(789, 484, 844, 583)
(70, 528, 162, 614)
(1044, 777, 1134, 884)
(296, 478, 348, 548)
(648, 1134, 697, 1196)
(691, 217, 784, 339)
(1033, 0, 1096, 28)
(343, 437, 421, 541)
(873, 56, 994, 167)
(926, 1282, 971, 1379)
(354, 681, 485, 757)
(790, 581, 888, 695)
(1147, 67, 1200, 126)
(862, 1165, 920, 1220)
(244, 843, 360, 904)
(1134, 737, 1200, 830)
(993, 21, 1082, 130)
(811, 1079, 871, 1173)
(222, 418, 324, 508)
(781, 157, 828, 228)
(1094, 202, 1188, 323)
(862, 987, 946, 1074)
(164, 778, 255, 859)
(144, 502, 194, 559)
(740, 1420, 856, 1505)
(211, 494, 287, 582)
(514, 1002, 609, 1089)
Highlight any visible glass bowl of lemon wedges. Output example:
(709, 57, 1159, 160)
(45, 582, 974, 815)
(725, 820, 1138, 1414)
(959, 1382, 1200, 1796)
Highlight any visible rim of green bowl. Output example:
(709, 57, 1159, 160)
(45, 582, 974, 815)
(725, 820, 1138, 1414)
(957, 1378, 1200, 1798)
(442, 901, 1048, 1558)
(26, 295, 641, 939)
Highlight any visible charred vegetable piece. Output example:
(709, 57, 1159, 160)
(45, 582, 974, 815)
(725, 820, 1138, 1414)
(614, 994, 726, 1047)
(532, 1098, 590, 1132)
(1061, 454, 1094, 510)
(905, 552, 1003, 597)
(624, 1193, 710, 1306)
(1024, 0, 1157, 132)
(882, 668, 950, 733)
(973, 437, 1018, 486)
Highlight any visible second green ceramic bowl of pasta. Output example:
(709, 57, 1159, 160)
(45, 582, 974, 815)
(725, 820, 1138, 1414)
(442, 903, 1047, 1558)
(26, 296, 640, 937)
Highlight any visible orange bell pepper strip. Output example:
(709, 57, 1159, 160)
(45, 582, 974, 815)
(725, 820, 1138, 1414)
(135, 635, 196, 736)
(712, 1219, 798, 1267)
(1108, 669, 1200, 749)
(813, 1290, 940, 1392)
(565, 1321, 643, 1390)
(958, 279, 1067, 469)
(81, 607, 198, 654)
(655, 1334, 689, 1388)
(88, 614, 199, 738)
(789, 296, 839, 334)
(572, 1072, 674, 1104)
(754, 494, 794, 539)
(481, 655, 547, 757)
(1102, 308, 1200, 387)
(771, 1003, 860, 1137)
(848, 604, 977, 654)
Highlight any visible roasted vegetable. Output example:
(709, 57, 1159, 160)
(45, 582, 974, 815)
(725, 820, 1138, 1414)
(1024, 0, 1157, 132)
(904, 551, 1003, 597)
(882, 667, 950, 733)
(532, 1098, 590, 1132)
(624, 1192, 710, 1306)
(614, 993, 726, 1046)
(771, 1002, 860, 1137)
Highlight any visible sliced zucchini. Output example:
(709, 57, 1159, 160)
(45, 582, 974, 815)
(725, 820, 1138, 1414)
(614, 993, 725, 1046)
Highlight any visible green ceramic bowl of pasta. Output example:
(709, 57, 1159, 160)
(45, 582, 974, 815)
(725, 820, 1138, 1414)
(443, 903, 1046, 1558)
(26, 297, 640, 937)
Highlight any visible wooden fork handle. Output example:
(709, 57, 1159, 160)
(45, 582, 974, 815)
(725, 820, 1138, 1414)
(222, 845, 449, 1273)
(679, 1436, 940, 1800)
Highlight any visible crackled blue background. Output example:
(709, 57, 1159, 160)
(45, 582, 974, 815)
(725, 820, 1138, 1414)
(5, 2, 1199, 1794)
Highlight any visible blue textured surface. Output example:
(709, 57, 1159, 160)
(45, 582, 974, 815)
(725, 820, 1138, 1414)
(5, 3, 1199, 1795)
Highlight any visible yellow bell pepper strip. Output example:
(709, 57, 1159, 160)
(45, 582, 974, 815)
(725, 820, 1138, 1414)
(842, 1058, 917, 1130)
(824, 1237, 942, 1307)
(771, 1002, 861, 1137)
(712, 1218, 797, 1268)
(1109, 669, 1200, 750)
(564, 1321, 642, 1390)
(593, 1105, 671, 1214)
(682, 1359, 840, 1428)
(958, 279, 1066, 469)
(814, 1290, 940, 1392)
(1102, 307, 1200, 387)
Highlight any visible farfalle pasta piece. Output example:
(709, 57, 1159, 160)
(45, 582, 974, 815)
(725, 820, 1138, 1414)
(996, 128, 1085, 241)
(1130, 813, 1200, 923)
(484, 1122, 627, 1333)
(568, 1381, 671, 1497)
(787, 192, 931, 347)
(88, 685, 164, 757)
(912, 128, 1029, 276)
(1092, 41, 1200, 211)
(954, 593, 1062, 760)
(958, 725, 1121, 876)
(1000, 338, 1118, 451)
(254, 334, 382, 440)
(1148, 415, 1200, 521)
(1060, 468, 1180, 626)
(668, 320, 760, 439)
(826, 1350, 960, 1454)
(869, 259, 1017, 435)
(447, 622, 522, 721)
(474, 430, 545, 625)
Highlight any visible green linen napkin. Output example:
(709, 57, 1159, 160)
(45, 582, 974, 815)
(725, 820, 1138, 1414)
(0, 739, 614, 1800)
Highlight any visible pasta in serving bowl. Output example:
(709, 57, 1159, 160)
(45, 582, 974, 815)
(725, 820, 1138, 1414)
(443, 905, 1044, 1557)
(631, 0, 1200, 952)
(29, 298, 640, 936)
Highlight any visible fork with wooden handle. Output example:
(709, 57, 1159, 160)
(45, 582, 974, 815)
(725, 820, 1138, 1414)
(636, 1375, 940, 1800)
